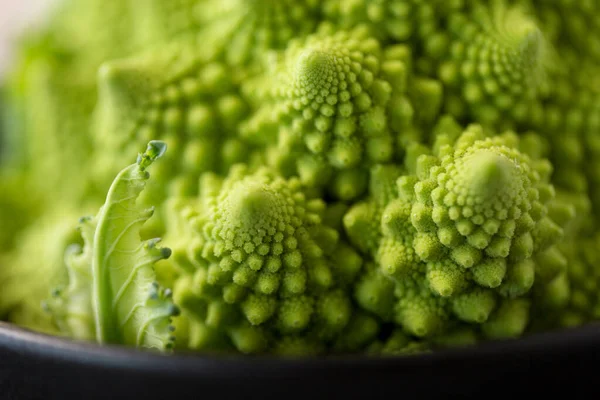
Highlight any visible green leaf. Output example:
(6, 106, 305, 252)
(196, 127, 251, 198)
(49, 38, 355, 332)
(46, 141, 178, 350)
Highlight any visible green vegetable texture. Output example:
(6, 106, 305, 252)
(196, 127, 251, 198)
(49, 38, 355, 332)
(0, 0, 599, 356)
(160, 165, 373, 354)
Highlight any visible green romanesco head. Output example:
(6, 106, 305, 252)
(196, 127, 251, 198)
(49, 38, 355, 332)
(430, 1, 549, 127)
(162, 165, 376, 354)
(242, 23, 416, 200)
(407, 124, 566, 298)
(346, 119, 573, 338)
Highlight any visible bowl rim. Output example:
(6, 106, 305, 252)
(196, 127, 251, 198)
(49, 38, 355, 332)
(2, 320, 599, 378)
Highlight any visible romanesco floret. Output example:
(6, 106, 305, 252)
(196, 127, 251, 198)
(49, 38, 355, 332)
(347, 120, 573, 339)
(431, 1, 549, 127)
(242, 23, 415, 200)
(161, 165, 375, 353)
(407, 124, 566, 296)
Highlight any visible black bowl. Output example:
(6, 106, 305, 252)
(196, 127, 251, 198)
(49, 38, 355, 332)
(1, 321, 599, 400)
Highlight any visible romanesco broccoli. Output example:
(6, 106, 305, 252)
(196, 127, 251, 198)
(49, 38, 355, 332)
(160, 165, 375, 353)
(1, 0, 600, 357)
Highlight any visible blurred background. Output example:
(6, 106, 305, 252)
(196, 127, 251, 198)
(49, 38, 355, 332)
(0, 0, 57, 74)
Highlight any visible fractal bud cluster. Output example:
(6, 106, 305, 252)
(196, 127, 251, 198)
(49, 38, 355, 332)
(0, 0, 599, 355)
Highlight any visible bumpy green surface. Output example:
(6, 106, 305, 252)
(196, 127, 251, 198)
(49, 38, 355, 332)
(407, 125, 566, 295)
(242, 23, 416, 200)
(347, 120, 575, 340)
(1, 0, 600, 356)
(430, 2, 550, 127)
(160, 165, 376, 354)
